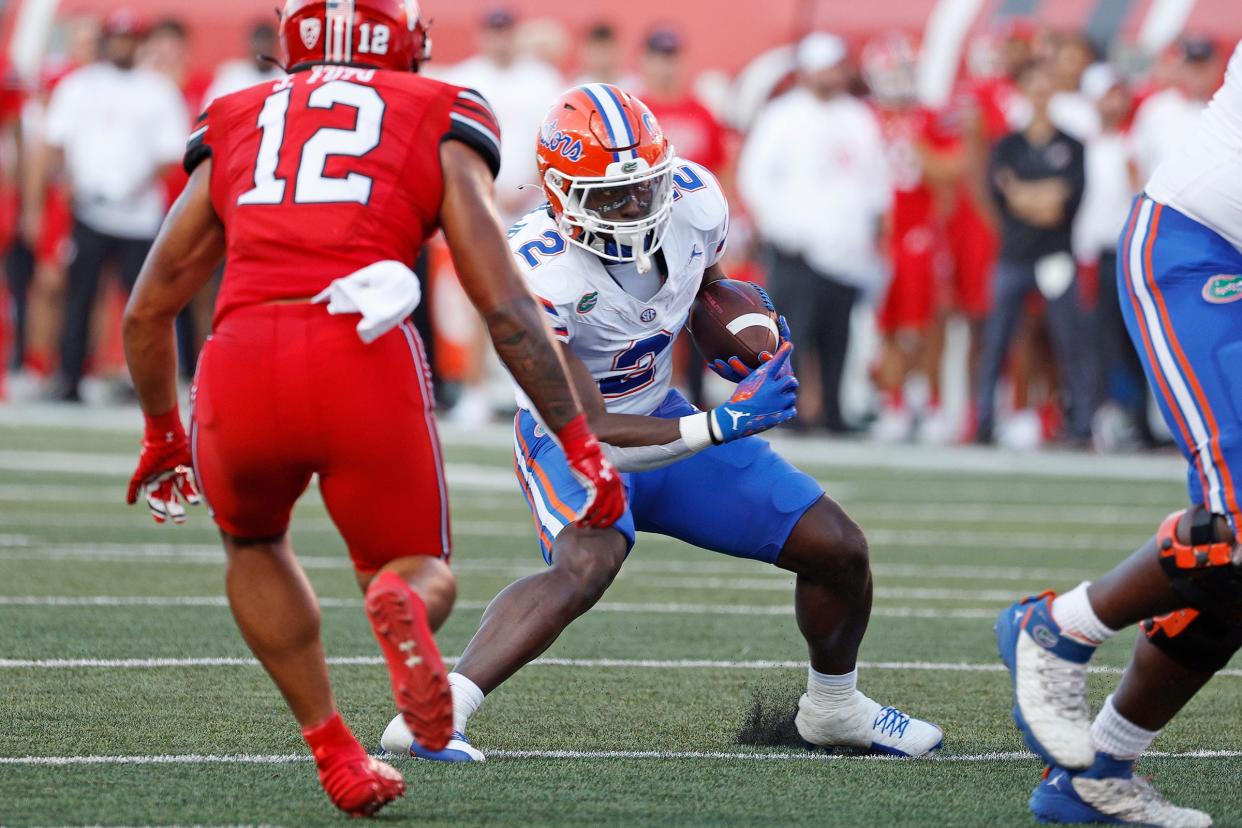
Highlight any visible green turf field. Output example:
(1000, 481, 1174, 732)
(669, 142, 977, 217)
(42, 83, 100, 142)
(0, 414, 1238, 827)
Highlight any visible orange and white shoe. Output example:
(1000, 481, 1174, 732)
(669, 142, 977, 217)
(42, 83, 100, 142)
(365, 571, 453, 752)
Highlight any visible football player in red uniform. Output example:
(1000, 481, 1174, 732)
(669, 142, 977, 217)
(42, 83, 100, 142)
(865, 33, 963, 443)
(121, 0, 624, 816)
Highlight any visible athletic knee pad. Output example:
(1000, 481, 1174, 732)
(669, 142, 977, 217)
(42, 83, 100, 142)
(1156, 507, 1242, 620)
(1142, 608, 1242, 674)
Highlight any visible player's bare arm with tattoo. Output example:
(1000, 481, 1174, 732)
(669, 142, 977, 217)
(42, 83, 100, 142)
(438, 140, 623, 524)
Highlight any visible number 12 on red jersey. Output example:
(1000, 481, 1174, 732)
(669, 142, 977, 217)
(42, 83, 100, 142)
(239, 79, 385, 207)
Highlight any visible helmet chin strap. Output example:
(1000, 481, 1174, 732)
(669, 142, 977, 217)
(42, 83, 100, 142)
(622, 232, 655, 274)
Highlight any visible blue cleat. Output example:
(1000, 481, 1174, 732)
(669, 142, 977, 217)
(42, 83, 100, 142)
(996, 593, 1096, 769)
(1031, 754, 1212, 827)
(379, 714, 485, 762)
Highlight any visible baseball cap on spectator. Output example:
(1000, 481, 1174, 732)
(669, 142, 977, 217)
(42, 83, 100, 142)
(482, 8, 516, 30)
(797, 32, 847, 73)
(1181, 37, 1217, 63)
(1080, 62, 1122, 101)
(103, 8, 147, 37)
(645, 28, 682, 56)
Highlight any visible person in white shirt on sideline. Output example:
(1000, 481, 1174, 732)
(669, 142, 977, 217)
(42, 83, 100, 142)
(23, 8, 188, 402)
(738, 33, 891, 434)
(1074, 64, 1155, 450)
(438, 8, 563, 223)
(202, 23, 285, 107)
(1130, 38, 1222, 183)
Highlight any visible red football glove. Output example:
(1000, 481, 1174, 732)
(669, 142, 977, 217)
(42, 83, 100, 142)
(556, 414, 626, 529)
(126, 407, 201, 525)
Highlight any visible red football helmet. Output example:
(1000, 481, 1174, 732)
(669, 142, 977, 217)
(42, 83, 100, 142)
(279, 0, 431, 73)
(537, 84, 674, 273)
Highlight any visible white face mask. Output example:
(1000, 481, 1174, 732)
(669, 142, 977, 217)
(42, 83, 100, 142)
(547, 155, 676, 273)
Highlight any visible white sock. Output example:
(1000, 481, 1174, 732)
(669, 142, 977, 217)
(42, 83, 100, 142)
(1091, 695, 1158, 760)
(806, 667, 858, 712)
(1051, 583, 1116, 646)
(448, 672, 484, 735)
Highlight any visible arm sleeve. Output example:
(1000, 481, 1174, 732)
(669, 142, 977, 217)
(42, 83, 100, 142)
(602, 438, 700, 473)
(442, 87, 502, 180)
(183, 109, 212, 175)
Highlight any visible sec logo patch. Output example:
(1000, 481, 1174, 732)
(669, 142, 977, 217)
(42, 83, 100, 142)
(1203, 274, 1242, 304)
(640, 308, 657, 323)
(577, 292, 599, 314)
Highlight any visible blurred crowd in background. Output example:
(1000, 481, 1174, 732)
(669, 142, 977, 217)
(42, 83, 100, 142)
(0, 4, 1233, 452)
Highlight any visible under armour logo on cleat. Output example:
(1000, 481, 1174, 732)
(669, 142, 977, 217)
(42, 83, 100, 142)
(405, 655, 422, 667)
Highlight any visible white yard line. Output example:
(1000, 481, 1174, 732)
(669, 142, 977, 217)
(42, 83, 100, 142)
(1, 748, 1239, 767)
(0, 595, 999, 620)
(2, 654, 1237, 678)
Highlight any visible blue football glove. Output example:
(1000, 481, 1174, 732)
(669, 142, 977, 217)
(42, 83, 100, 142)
(708, 315, 792, 383)
(707, 341, 798, 443)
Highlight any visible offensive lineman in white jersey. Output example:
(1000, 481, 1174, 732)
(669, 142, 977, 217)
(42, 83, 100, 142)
(380, 84, 943, 760)
(997, 40, 1242, 827)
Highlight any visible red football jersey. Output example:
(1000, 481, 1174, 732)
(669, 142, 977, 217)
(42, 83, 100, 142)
(186, 65, 501, 327)
(874, 104, 938, 233)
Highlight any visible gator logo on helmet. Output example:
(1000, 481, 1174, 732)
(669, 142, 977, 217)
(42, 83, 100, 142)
(577, 292, 599, 314)
(300, 18, 321, 50)
(1203, 274, 1242, 304)
(540, 119, 584, 162)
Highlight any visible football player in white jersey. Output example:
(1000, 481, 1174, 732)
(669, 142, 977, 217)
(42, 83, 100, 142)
(380, 84, 943, 761)
(997, 40, 1242, 827)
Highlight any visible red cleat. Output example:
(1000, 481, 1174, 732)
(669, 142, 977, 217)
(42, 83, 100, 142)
(364, 571, 453, 752)
(317, 753, 405, 817)
(304, 713, 405, 817)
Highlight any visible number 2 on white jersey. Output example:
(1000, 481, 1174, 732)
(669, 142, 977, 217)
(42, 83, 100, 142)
(238, 80, 385, 207)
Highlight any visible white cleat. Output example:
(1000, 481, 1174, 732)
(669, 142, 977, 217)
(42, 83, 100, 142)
(996, 595, 1096, 770)
(1032, 755, 1213, 827)
(380, 714, 485, 762)
(870, 407, 914, 443)
(795, 691, 943, 757)
(1074, 775, 1213, 827)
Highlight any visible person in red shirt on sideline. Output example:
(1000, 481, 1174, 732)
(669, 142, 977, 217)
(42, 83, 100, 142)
(122, 0, 624, 817)
(636, 28, 727, 173)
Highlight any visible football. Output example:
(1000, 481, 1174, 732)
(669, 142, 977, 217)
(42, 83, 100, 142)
(687, 279, 780, 370)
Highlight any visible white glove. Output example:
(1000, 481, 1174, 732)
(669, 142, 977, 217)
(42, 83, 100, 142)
(312, 260, 422, 344)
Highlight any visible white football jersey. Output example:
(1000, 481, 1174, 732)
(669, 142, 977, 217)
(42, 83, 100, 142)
(1146, 39, 1242, 254)
(508, 160, 729, 417)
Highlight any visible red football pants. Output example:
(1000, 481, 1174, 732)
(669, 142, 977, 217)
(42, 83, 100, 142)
(191, 303, 450, 572)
